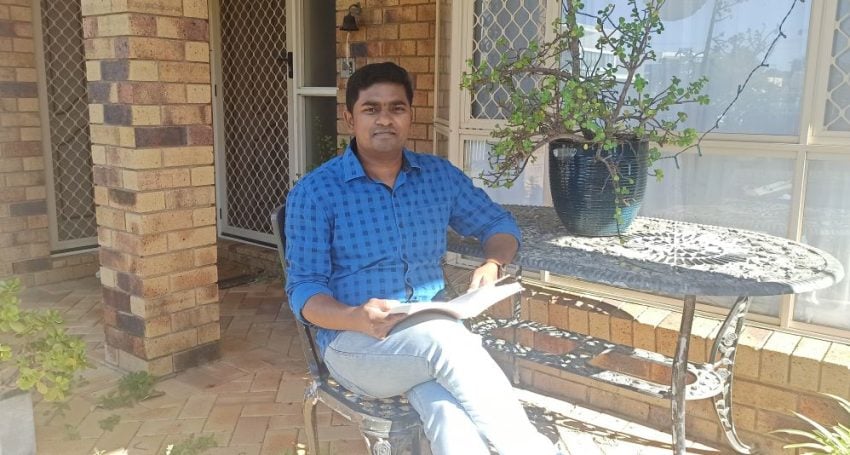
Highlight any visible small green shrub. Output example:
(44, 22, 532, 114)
(0, 278, 89, 402)
(773, 393, 850, 454)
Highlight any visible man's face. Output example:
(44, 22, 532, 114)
(344, 82, 412, 158)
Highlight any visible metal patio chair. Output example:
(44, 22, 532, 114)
(271, 205, 424, 455)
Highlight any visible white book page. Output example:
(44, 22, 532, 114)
(387, 281, 523, 319)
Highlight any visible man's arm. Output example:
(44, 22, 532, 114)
(302, 294, 405, 340)
(468, 233, 519, 290)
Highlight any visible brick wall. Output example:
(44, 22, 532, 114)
(335, 0, 436, 154)
(0, 0, 98, 287)
(482, 282, 850, 453)
(81, 0, 219, 375)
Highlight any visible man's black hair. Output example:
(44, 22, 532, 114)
(345, 62, 414, 112)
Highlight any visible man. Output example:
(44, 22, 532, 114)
(285, 62, 559, 455)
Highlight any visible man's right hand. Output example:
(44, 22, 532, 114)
(354, 299, 406, 339)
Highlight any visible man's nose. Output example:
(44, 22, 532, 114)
(376, 109, 392, 125)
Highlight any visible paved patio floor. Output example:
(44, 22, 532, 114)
(19, 276, 729, 455)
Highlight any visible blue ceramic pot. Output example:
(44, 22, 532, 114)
(548, 138, 649, 236)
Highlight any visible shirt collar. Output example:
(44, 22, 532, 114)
(341, 138, 422, 183)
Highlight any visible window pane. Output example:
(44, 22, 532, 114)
(794, 160, 850, 330)
(465, 139, 546, 205)
(303, 96, 338, 171)
(470, 0, 546, 119)
(575, 0, 811, 135)
(641, 152, 796, 316)
(302, 0, 336, 87)
(824, 0, 850, 131)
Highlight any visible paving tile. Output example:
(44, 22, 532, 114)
(203, 404, 243, 433)
(230, 416, 270, 445)
(178, 394, 218, 419)
(91, 420, 142, 453)
(250, 369, 283, 392)
(137, 417, 206, 436)
(259, 428, 299, 455)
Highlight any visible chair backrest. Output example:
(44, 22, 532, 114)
(271, 204, 329, 382)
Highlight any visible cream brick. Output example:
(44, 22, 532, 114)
(185, 41, 209, 62)
(159, 62, 210, 83)
(192, 206, 215, 226)
(183, 0, 209, 18)
(95, 205, 126, 230)
(128, 60, 158, 81)
(17, 98, 37, 112)
(161, 146, 213, 167)
(186, 84, 211, 103)
(820, 342, 850, 395)
(123, 168, 191, 191)
(97, 14, 131, 36)
(167, 225, 216, 250)
(190, 166, 214, 186)
(759, 332, 800, 386)
(89, 104, 105, 124)
(144, 328, 198, 359)
(106, 147, 162, 169)
(131, 105, 162, 125)
(125, 209, 195, 235)
(136, 250, 194, 277)
(169, 264, 217, 291)
(789, 337, 830, 391)
(197, 322, 220, 344)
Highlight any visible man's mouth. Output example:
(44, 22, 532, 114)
(373, 130, 396, 136)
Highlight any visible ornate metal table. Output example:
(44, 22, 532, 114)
(447, 205, 844, 454)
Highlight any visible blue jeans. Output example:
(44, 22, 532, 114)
(323, 314, 558, 455)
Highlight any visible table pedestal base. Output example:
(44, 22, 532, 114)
(672, 295, 753, 455)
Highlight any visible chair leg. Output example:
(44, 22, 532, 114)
(302, 392, 320, 455)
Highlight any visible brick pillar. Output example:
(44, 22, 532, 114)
(0, 1, 51, 283)
(336, 0, 437, 153)
(82, 0, 219, 375)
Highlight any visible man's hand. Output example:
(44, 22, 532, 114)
(468, 261, 501, 291)
(353, 299, 406, 339)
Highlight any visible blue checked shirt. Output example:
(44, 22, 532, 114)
(284, 142, 521, 353)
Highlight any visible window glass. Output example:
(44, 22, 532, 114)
(575, 0, 810, 135)
(465, 139, 546, 206)
(470, 0, 546, 119)
(795, 159, 850, 330)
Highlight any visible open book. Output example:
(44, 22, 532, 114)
(387, 281, 523, 319)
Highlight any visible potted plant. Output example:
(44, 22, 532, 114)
(461, 0, 709, 236)
(0, 278, 89, 455)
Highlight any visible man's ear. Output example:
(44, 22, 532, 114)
(343, 110, 354, 130)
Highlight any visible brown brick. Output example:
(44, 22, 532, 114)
(144, 328, 197, 358)
(162, 105, 211, 125)
(173, 341, 220, 371)
(9, 200, 45, 216)
(103, 286, 132, 312)
(186, 125, 212, 145)
(0, 81, 36, 97)
(116, 311, 146, 337)
(134, 126, 187, 147)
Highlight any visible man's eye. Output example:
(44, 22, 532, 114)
(363, 107, 376, 114)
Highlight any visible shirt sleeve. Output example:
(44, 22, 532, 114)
(446, 164, 522, 247)
(284, 183, 334, 325)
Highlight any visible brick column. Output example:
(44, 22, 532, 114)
(0, 1, 51, 283)
(82, 0, 219, 375)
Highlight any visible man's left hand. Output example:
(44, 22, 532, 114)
(468, 261, 501, 291)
